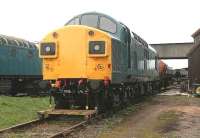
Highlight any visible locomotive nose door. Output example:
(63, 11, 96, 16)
(58, 27, 87, 79)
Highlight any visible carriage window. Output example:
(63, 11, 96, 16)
(68, 17, 80, 25)
(81, 15, 98, 28)
(99, 17, 117, 33)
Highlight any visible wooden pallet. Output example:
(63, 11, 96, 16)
(38, 109, 97, 119)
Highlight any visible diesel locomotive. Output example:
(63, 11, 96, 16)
(40, 12, 160, 111)
(0, 35, 47, 95)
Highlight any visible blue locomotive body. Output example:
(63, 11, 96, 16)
(0, 35, 41, 78)
(0, 35, 44, 95)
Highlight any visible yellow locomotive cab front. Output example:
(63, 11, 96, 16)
(40, 25, 112, 81)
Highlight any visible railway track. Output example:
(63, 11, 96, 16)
(0, 109, 102, 138)
(0, 116, 87, 138)
(50, 120, 88, 138)
(0, 119, 42, 134)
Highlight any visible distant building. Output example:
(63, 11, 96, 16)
(187, 28, 200, 85)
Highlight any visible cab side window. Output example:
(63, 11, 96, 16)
(120, 27, 128, 44)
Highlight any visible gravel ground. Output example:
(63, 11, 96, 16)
(69, 88, 200, 138)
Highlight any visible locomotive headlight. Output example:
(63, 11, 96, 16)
(89, 41, 105, 54)
(45, 46, 51, 52)
(94, 44, 100, 51)
(40, 42, 56, 56)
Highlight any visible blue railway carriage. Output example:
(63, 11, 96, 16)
(0, 35, 43, 95)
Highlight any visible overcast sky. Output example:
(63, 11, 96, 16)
(0, 0, 199, 69)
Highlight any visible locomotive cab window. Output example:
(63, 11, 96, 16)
(99, 17, 117, 33)
(81, 15, 98, 28)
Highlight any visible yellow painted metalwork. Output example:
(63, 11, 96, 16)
(40, 25, 112, 80)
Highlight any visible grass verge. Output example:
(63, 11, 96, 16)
(0, 96, 50, 129)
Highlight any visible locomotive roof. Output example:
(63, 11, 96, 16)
(65, 12, 118, 27)
(65, 12, 156, 54)
(65, 12, 123, 37)
(148, 45, 157, 54)
(0, 34, 36, 49)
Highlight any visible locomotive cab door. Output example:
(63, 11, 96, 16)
(120, 25, 131, 73)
